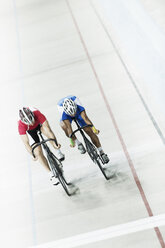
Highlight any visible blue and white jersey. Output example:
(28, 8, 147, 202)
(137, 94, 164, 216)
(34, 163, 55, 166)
(57, 95, 86, 126)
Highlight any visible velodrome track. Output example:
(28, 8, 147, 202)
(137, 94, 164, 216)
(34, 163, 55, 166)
(1, 0, 165, 247)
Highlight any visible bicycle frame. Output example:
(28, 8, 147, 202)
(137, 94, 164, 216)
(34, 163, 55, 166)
(31, 133, 58, 170)
(31, 131, 73, 196)
(71, 119, 92, 140)
(71, 119, 110, 180)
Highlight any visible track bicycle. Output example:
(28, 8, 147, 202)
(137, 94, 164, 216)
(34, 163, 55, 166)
(32, 131, 73, 196)
(71, 119, 110, 180)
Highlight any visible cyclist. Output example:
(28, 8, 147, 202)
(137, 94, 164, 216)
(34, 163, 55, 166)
(57, 95, 109, 163)
(18, 107, 65, 183)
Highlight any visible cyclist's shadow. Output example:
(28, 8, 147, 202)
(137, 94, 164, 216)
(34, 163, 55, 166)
(70, 161, 131, 198)
(71, 161, 117, 185)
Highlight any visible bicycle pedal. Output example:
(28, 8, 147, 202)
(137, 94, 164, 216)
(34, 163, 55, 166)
(53, 181, 60, 186)
(59, 157, 65, 162)
(101, 158, 105, 164)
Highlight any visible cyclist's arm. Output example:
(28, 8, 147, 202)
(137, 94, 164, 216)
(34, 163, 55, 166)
(41, 120, 60, 148)
(63, 119, 76, 140)
(20, 134, 32, 154)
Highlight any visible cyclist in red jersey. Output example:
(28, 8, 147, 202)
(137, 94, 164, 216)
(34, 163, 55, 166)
(18, 107, 65, 176)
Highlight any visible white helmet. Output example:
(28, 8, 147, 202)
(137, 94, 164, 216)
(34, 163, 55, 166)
(19, 107, 35, 125)
(63, 98, 77, 116)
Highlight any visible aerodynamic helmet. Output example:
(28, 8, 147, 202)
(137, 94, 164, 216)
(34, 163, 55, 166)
(63, 98, 77, 116)
(19, 107, 35, 125)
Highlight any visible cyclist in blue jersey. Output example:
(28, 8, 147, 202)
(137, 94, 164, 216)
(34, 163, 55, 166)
(57, 95, 109, 164)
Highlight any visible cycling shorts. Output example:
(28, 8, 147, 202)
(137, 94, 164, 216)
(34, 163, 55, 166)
(27, 124, 41, 144)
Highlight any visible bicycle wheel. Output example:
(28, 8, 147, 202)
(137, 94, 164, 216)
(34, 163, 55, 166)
(85, 139, 110, 180)
(50, 153, 72, 186)
(48, 155, 72, 196)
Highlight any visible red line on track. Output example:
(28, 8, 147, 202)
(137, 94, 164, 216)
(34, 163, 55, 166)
(66, 1, 165, 247)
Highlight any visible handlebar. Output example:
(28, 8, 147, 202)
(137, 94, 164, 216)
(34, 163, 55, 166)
(31, 138, 58, 158)
(70, 124, 93, 138)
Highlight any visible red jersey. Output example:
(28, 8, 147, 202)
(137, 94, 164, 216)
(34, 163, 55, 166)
(18, 108, 46, 135)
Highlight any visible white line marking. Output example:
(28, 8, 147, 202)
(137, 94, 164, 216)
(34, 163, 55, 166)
(29, 214, 165, 248)
(12, 0, 37, 245)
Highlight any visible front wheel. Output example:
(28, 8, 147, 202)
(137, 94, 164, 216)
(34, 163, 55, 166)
(85, 140, 110, 180)
(94, 157, 110, 180)
(49, 155, 72, 196)
(54, 168, 72, 196)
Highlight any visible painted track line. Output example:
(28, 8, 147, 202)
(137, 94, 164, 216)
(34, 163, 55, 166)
(30, 214, 165, 248)
(66, 0, 165, 247)
(12, 0, 37, 245)
(90, 0, 165, 147)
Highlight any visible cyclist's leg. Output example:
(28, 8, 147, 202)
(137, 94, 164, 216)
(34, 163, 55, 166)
(77, 111, 109, 163)
(83, 126, 101, 148)
(83, 126, 109, 163)
(60, 120, 85, 153)
(28, 126, 50, 171)
(31, 144, 50, 171)
(41, 121, 65, 161)
(60, 120, 70, 137)
(60, 120, 79, 140)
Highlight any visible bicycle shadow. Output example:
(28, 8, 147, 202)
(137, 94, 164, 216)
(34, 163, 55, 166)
(69, 161, 131, 195)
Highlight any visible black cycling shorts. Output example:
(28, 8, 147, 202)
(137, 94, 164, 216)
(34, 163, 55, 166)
(27, 124, 41, 144)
